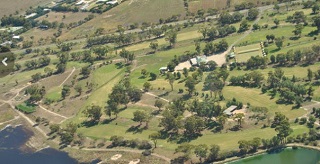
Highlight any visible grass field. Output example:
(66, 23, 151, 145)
(16, 102, 36, 114)
(235, 43, 262, 62)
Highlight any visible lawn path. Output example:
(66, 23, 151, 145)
(38, 105, 69, 119)
(59, 67, 76, 87)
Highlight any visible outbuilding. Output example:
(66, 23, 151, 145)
(223, 105, 238, 116)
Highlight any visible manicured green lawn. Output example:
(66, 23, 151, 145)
(16, 102, 36, 114)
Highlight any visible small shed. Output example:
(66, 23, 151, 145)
(159, 67, 168, 74)
(228, 52, 235, 58)
(223, 105, 238, 116)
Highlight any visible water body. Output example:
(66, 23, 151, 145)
(0, 125, 78, 164)
(229, 148, 320, 164)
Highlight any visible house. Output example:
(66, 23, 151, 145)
(159, 67, 168, 74)
(189, 56, 208, 66)
(223, 105, 238, 116)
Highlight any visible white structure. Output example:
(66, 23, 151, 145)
(106, 0, 118, 5)
(12, 35, 21, 40)
(25, 13, 37, 19)
(76, 0, 84, 5)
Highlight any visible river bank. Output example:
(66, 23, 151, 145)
(0, 120, 168, 164)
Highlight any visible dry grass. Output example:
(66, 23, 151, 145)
(36, 12, 92, 24)
(188, 0, 227, 13)
(0, 0, 53, 17)
(60, 0, 186, 40)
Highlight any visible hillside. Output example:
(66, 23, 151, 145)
(59, 0, 186, 39)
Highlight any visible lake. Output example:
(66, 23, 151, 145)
(0, 125, 78, 164)
(229, 147, 320, 164)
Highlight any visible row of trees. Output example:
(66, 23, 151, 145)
(199, 25, 236, 41)
(24, 56, 51, 70)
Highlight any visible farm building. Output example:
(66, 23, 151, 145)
(223, 105, 238, 116)
(25, 13, 37, 19)
(190, 56, 208, 66)
(12, 35, 21, 40)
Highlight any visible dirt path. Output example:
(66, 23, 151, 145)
(0, 116, 20, 126)
(59, 67, 76, 87)
(38, 105, 69, 119)
(143, 91, 169, 102)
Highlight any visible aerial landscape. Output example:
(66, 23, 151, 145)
(0, 0, 320, 163)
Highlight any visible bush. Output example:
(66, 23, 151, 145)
(142, 149, 152, 156)
(138, 140, 152, 150)
(178, 89, 184, 93)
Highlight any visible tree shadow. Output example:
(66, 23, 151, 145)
(101, 118, 116, 124)
(126, 124, 145, 134)
(170, 156, 188, 164)
(158, 91, 169, 97)
(80, 120, 99, 128)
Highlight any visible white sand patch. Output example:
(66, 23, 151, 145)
(129, 159, 140, 164)
(111, 154, 122, 160)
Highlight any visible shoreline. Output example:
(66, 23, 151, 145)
(215, 144, 320, 164)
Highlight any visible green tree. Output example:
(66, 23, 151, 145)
(149, 41, 159, 52)
(233, 113, 245, 127)
(83, 105, 102, 123)
(149, 132, 161, 148)
(194, 144, 208, 163)
(165, 30, 177, 48)
(74, 85, 82, 96)
(133, 110, 148, 125)
(207, 144, 220, 162)
(274, 18, 280, 27)
(168, 73, 175, 91)
(143, 82, 151, 91)
(61, 85, 71, 99)
(185, 76, 196, 95)
(307, 68, 313, 81)
(154, 99, 165, 111)
(80, 65, 91, 78)
(275, 37, 283, 49)
(247, 8, 259, 21)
